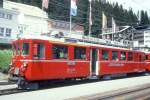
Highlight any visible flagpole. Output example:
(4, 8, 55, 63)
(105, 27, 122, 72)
(70, 0, 77, 35)
(41, 6, 44, 34)
(89, 0, 92, 37)
(70, 9, 72, 34)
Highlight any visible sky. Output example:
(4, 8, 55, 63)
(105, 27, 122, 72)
(108, 0, 150, 14)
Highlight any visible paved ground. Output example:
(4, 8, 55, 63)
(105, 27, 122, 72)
(0, 84, 17, 90)
(0, 76, 150, 100)
(0, 72, 8, 81)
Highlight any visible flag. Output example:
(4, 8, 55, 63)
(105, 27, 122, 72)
(112, 17, 116, 33)
(102, 12, 107, 29)
(70, 0, 77, 16)
(42, 0, 49, 9)
(89, 0, 92, 25)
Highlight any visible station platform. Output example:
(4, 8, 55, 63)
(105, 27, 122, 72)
(1, 76, 150, 100)
(0, 84, 17, 91)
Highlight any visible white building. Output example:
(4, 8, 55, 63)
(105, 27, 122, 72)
(133, 26, 150, 51)
(144, 30, 150, 47)
(3, 0, 49, 35)
(0, 8, 19, 44)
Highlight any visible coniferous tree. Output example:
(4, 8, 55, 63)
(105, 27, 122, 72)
(144, 11, 150, 24)
(6, 0, 148, 36)
(0, 0, 3, 7)
(140, 10, 150, 25)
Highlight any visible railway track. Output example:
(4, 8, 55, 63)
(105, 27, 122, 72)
(71, 83, 150, 100)
(0, 81, 15, 85)
(0, 74, 148, 97)
(0, 88, 29, 96)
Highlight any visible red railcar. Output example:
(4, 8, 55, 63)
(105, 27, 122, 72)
(9, 36, 146, 89)
(145, 52, 150, 71)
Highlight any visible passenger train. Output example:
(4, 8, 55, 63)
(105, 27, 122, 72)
(8, 34, 150, 89)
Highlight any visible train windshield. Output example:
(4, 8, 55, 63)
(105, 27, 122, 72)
(22, 43, 29, 56)
(33, 43, 45, 58)
(12, 43, 21, 55)
(12, 43, 17, 55)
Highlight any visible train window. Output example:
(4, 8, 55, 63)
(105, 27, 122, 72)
(140, 54, 145, 62)
(120, 52, 126, 61)
(52, 45, 68, 59)
(128, 52, 133, 61)
(102, 50, 108, 60)
(146, 55, 148, 60)
(17, 43, 21, 55)
(112, 51, 118, 61)
(74, 47, 86, 60)
(33, 43, 45, 58)
(12, 43, 17, 55)
(22, 43, 29, 55)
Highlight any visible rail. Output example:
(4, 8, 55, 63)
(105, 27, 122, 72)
(0, 88, 28, 96)
(70, 83, 150, 100)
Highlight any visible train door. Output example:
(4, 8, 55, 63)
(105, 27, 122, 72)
(90, 48, 99, 76)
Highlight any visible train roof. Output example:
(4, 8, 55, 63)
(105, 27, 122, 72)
(15, 34, 143, 53)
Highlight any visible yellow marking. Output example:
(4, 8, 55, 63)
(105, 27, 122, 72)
(48, 40, 89, 47)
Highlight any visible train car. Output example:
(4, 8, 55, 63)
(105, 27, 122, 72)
(8, 35, 146, 89)
(145, 52, 150, 71)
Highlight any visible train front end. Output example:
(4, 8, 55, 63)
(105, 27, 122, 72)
(8, 39, 35, 89)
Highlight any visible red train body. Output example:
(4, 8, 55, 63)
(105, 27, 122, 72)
(9, 36, 147, 89)
(145, 53, 150, 71)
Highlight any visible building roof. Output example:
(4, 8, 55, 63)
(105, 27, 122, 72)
(0, 7, 19, 14)
(3, 0, 48, 18)
(48, 19, 84, 31)
(135, 24, 150, 30)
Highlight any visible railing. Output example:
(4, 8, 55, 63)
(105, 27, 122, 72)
(18, 33, 133, 48)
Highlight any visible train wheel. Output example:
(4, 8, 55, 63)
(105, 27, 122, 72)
(143, 71, 150, 76)
(102, 75, 111, 80)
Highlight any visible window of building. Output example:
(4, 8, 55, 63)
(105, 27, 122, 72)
(0, 27, 4, 36)
(52, 45, 68, 59)
(33, 43, 45, 58)
(0, 12, 5, 18)
(112, 51, 118, 61)
(128, 52, 133, 61)
(102, 50, 109, 60)
(120, 51, 126, 60)
(6, 14, 12, 20)
(5, 28, 11, 37)
(74, 47, 86, 60)
(22, 43, 29, 55)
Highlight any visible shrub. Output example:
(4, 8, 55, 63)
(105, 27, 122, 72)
(0, 50, 12, 73)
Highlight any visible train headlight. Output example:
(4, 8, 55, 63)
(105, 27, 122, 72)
(23, 63, 27, 68)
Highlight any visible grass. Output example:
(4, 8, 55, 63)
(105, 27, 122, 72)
(0, 50, 12, 73)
